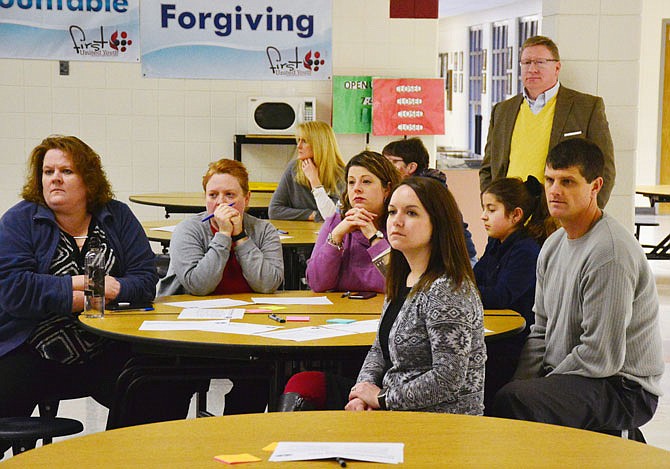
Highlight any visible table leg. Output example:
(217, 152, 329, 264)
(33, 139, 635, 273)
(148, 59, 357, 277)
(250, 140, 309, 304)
(268, 359, 282, 412)
(234, 136, 242, 162)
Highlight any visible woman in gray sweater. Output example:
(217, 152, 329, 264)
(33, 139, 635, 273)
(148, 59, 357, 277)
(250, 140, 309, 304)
(157, 158, 284, 414)
(157, 159, 283, 297)
(279, 177, 486, 414)
(268, 121, 345, 222)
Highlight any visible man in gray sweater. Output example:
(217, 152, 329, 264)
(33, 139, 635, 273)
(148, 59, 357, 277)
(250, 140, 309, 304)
(492, 138, 664, 439)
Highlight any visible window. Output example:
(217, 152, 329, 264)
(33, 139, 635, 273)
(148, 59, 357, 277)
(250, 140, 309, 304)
(439, 52, 453, 111)
(517, 16, 540, 94)
(469, 26, 483, 154)
(491, 22, 510, 105)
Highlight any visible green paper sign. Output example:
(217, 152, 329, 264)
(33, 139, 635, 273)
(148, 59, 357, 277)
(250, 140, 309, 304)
(332, 75, 372, 134)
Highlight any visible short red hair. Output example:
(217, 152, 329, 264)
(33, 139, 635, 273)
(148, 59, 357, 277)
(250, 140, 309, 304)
(202, 159, 249, 194)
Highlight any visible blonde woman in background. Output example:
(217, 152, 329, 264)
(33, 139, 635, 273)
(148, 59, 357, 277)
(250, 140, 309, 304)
(269, 120, 345, 222)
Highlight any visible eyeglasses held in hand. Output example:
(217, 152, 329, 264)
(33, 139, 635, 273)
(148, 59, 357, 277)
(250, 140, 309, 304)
(520, 58, 560, 67)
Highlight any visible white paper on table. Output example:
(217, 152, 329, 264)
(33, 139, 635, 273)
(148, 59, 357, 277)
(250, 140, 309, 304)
(149, 225, 177, 232)
(269, 441, 404, 464)
(139, 320, 230, 331)
(485, 328, 493, 333)
(164, 298, 252, 308)
(139, 320, 278, 335)
(195, 321, 280, 335)
(177, 308, 245, 320)
(256, 326, 353, 342)
(324, 319, 380, 334)
(279, 235, 292, 240)
(251, 296, 333, 306)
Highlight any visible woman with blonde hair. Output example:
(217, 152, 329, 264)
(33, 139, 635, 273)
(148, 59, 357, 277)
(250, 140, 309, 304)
(269, 120, 345, 222)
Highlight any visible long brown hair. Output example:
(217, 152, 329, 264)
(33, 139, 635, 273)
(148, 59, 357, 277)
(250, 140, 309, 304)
(339, 151, 401, 225)
(386, 177, 474, 302)
(21, 135, 114, 212)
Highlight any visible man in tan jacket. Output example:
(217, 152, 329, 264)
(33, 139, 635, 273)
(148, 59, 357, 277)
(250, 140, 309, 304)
(479, 35, 615, 208)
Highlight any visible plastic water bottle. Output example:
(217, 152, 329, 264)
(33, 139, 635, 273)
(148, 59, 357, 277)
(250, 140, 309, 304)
(84, 237, 105, 318)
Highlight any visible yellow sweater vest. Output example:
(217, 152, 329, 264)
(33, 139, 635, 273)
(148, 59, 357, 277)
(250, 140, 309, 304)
(506, 96, 557, 182)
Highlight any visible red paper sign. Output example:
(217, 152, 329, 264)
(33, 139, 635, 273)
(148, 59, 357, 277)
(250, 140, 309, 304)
(390, 0, 439, 19)
(372, 78, 445, 136)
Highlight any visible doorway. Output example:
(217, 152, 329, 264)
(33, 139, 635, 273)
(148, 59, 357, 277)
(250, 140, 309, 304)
(660, 23, 670, 186)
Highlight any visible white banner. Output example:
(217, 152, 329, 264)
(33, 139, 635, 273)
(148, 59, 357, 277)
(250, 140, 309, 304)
(0, 0, 140, 62)
(140, 0, 332, 80)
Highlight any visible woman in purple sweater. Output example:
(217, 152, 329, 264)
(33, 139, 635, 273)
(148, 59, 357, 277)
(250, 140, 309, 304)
(306, 151, 401, 293)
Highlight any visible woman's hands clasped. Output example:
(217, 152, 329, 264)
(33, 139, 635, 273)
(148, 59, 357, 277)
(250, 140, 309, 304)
(345, 381, 382, 411)
(212, 203, 244, 239)
(71, 274, 122, 312)
(329, 207, 378, 246)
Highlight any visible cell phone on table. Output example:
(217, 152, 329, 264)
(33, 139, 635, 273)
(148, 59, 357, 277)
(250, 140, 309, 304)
(348, 291, 377, 300)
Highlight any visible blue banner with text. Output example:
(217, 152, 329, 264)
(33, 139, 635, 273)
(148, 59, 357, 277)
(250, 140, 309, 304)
(0, 0, 139, 62)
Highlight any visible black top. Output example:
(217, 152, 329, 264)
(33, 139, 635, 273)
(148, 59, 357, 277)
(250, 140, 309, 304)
(379, 286, 411, 360)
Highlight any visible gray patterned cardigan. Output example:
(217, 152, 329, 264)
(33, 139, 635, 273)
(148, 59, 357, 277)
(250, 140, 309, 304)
(356, 275, 486, 414)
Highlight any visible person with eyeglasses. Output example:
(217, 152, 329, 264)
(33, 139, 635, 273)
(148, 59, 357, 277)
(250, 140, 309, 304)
(479, 35, 615, 209)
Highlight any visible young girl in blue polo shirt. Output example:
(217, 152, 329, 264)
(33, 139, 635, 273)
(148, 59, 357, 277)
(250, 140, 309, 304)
(474, 176, 556, 414)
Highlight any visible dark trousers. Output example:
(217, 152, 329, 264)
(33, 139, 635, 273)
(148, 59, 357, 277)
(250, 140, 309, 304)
(225, 375, 270, 414)
(492, 374, 658, 433)
(0, 342, 197, 428)
(483, 338, 524, 416)
(0, 341, 132, 418)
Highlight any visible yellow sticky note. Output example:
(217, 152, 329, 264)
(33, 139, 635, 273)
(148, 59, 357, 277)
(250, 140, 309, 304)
(264, 305, 286, 311)
(213, 453, 261, 464)
(262, 442, 278, 452)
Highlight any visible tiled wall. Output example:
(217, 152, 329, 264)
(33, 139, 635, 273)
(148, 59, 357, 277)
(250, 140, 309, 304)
(0, 0, 438, 223)
(542, 0, 641, 227)
(438, 0, 646, 229)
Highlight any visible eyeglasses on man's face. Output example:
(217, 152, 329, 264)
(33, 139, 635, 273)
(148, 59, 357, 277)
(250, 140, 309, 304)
(520, 58, 560, 68)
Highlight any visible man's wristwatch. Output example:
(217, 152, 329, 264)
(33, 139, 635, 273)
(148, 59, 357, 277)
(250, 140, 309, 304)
(231, 231, 248, 242)
(377, 389, 387, 410)
(368, 230, 384, 244)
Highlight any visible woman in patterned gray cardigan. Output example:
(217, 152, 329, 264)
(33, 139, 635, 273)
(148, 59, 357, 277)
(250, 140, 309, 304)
(279, 177, 486, 414)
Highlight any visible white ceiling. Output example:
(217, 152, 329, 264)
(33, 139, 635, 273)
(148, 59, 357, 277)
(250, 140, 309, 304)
(439, 0, 520, 17)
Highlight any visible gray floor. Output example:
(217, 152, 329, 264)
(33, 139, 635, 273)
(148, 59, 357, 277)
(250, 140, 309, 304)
(3, 218, 670, 460)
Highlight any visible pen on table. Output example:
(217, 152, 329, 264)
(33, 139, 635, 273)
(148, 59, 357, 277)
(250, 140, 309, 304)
(335, 457, 347, 467)
(277, 229, 289, 234)
(201, 202, 235, 222)
(268, 313, 286, 323)
(341, 291, 350, 298)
